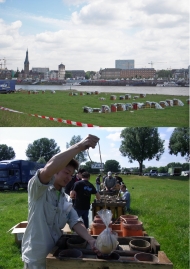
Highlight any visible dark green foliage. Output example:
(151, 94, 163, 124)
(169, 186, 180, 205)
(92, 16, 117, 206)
(25, 138, 60, 162)
(66, 135, 87, 164)
(169, 128, 189, 161)
(120, 127, 165, 173)
(0, 144, 15, 161)
(104, 159, 121, 173)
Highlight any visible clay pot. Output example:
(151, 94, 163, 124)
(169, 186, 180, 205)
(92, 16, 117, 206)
(92, 221, 112, 235)
(120, 214, 138, 221)
(67, 236, 87, 249)
(112, 223, 121, 231)
(122, 220, 143, 237)
(58, 249, 83, 259)
(129, 239, 151, 252)
(134, 252, 159, 263)
(97, 252, 120, 260)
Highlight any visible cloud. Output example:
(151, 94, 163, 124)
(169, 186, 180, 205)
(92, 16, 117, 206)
(106, 132, 121, 142)
(166, 127, 175, 133)
(0, 0, 188, 71)
(0, 0, 5, 3)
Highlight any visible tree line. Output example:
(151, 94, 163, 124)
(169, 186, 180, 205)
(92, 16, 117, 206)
(0, 128, 189, 174)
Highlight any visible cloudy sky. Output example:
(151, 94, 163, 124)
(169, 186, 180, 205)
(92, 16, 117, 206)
(0, 127, 187, 169)
(0, 0, 188, 72)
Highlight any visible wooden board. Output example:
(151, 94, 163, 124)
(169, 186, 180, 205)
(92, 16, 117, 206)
(46, 235, 173, 269)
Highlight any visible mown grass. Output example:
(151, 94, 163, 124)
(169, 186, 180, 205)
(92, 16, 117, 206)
(0, 175, 188, 269)
(0, 90, 189, 127)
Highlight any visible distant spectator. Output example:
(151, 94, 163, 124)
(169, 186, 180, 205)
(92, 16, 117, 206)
(104, 171, 117, 191)
(65, 168, 86, 195)
(70, 172, 101, 228)
(120, 184, 131, 212)
(114, 173, 123, 185)
(102, 174, 107, 183)
(95, 174, 101, 192)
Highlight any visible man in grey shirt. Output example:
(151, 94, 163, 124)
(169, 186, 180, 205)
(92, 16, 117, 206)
(104, 171, 117, 191)
(22, 134, 100, 269)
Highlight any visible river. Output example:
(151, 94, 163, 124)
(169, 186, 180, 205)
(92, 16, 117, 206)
(15, 84, 189, 96)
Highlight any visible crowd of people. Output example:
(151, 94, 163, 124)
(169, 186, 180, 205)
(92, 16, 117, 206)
(21, 134, 131, 269)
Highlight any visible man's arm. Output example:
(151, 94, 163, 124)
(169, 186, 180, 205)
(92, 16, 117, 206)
(95, 192, 101, 200)
(39, 135, 99, 184)
(70, 190, 76, 199)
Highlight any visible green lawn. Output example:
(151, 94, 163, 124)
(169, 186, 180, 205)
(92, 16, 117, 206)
(0, 90, 189, 127)
(0, 175, 188, 269)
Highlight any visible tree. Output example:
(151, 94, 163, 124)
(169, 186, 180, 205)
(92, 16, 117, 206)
(104, 160, 121, 173)
(65, 71, 72, 79)
(119, 127, 165, 174)
(168, 128, 189, 161)
(157, 70, 172, 79)
(37, 157, 46, 164)
(26, 138, 60, 162)
(66, 135, 87, 164)
(80, 161, 98, 174)
(85, 71, 96, 80)
(0, 144, 15, 161)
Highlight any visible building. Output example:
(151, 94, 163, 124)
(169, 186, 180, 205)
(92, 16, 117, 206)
(121, 68, 156, 79)
(66, 70, 85, 79)
(58, 63, 65, 80)
(49, 70, 58, 80)
(100, 68, 121, 79)
(115, 60, 134, 69)
(24, 49, 29, 74)
(32, 67, 49, 73)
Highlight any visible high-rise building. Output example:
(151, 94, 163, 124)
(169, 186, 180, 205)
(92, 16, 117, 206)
(115, 60, 134, 69)
(24, 49, 29, 74)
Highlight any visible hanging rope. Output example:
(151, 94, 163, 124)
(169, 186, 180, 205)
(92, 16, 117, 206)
(87, 141, 107, 209)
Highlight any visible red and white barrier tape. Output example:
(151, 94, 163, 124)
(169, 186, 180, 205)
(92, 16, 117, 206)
(0, 106, 100, 127)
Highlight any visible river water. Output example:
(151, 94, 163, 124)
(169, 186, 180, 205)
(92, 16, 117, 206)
(16, 84, 189, 96)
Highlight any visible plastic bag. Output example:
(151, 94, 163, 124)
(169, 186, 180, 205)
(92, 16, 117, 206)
(95, 209, 118, 254)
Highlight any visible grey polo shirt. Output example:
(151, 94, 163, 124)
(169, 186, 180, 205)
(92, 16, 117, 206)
(104, 176, 117, 189)
(22, 170, 81, 264)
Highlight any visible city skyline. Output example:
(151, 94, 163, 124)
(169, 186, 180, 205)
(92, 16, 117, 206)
(0, 0, 188, 71)
(0, 127, 187, 169)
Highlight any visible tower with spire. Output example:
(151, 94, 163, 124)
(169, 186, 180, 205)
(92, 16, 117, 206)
(24, 49, 29, 74)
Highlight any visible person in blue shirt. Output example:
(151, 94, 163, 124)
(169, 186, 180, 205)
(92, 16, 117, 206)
(120, 184, 131, 212)
(95, 174, 101, 192)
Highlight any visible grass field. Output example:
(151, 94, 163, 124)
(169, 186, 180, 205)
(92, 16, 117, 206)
(0, 175, 188, 269)
(0, 90, 189, 127)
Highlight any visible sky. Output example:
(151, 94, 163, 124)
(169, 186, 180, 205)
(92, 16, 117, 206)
(0, 0, 189, 72)
(0, 127, 187, 169)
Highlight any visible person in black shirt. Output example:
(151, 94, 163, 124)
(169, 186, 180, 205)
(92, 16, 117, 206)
(114, 173, 123, 185)
(65, 168, 86, 195)
(70, 172, 101, 228)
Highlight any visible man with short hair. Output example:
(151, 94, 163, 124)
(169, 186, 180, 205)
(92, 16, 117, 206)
(65, 168, 86, 205)
(70, 172, 101, 228)
(22, 134, 100, 269)
(104, 171, 117, 191)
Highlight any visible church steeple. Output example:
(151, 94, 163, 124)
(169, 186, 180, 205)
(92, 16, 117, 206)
(24, 49, 29, 74)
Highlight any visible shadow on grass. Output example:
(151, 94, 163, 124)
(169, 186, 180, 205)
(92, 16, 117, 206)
(0, 189, 28, 194)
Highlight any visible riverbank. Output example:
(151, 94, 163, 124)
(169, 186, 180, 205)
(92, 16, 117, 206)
(1, 90, 189, 127)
